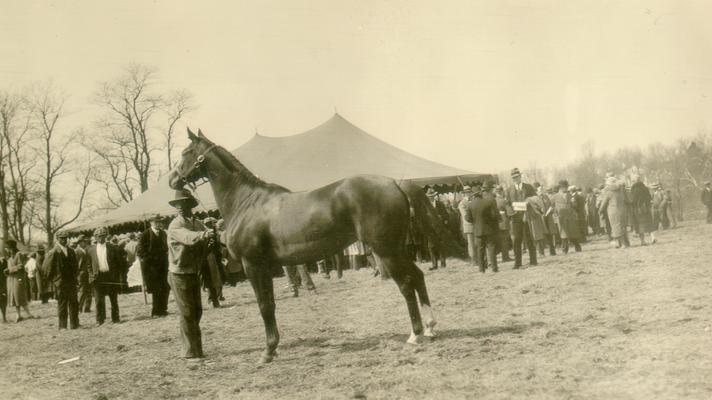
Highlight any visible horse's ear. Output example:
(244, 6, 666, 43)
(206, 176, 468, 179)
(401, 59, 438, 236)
(187, 127, 198, 141)
(197, 128, 205, 139)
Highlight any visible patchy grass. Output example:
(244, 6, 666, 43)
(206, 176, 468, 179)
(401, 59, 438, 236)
(2, 221, 712, 399)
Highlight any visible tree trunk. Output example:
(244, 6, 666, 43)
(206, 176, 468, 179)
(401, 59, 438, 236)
(0, 169, 9, 241)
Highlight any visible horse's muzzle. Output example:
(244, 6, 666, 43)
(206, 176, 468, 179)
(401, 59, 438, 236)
(168, 170, 185, 190)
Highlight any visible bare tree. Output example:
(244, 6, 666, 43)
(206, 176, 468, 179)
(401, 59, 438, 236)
(0, 90, 37, 243)
(28, 82, 92, 245)
(164, 89, 195, 170)
(88, 64, 194, 207)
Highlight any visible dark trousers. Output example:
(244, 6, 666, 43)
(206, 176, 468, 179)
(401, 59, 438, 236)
(94, 284, 120, 324)
(151, 279, 170, 316)
(0, 292, 6, 322)
(511, 219, 537, 267)
(707, 205, 712, 223)
(29, 278, 38, 301)
(427, 238, 446, 268)
(562, 238, 582, 253)
(497, 230, 512, 261)
(169, 273, 203, 358)
(56, 285, 79, 329)
(78, 281, 92, 312)
(538, 234, 556, 256)
(283, 265, 316, 291)
(476, 234, 498, 272)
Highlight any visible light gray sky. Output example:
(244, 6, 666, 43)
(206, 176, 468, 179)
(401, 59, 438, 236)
(2, 0, 712, 174)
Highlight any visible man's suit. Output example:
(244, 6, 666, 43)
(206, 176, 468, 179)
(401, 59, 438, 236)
(87, 243, 126, 324)
(465, 192, 500, 272)
(43, 245, 79, 329)
(505, 182, 538, 268)
(137, 228, 170, 316)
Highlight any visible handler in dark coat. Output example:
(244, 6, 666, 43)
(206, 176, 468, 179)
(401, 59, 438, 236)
(43, 231, 79, 329)
(505, 168, 538, 268)
(167, 189, 214, 359)
(138, 214, 170, 317)
(465, 181, 500, 273)
(87, 227, 127, 325)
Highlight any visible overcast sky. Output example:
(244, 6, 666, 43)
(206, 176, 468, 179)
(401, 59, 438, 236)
(2, 0, 711, 174)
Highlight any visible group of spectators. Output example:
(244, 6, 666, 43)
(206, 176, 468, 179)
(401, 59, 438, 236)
(421, 168, 684, 272)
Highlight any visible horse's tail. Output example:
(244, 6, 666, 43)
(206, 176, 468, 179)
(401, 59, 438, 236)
(397, 181, 467, 260)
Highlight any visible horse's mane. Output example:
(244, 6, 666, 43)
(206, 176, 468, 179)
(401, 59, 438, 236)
(211, 144, 290, 193)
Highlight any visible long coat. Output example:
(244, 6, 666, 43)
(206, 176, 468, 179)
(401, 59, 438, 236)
(465, 192, 500, 237)
(599, 183, 627, 238)
(87, 243, 127, 285)
(137, 228, 169, 292)
(550, 192, 581, 240)
(539, 193, 558, 236)
(526, 195, 548, 240)
(5, 252, 29, 307)
(629, 182, 654, 234)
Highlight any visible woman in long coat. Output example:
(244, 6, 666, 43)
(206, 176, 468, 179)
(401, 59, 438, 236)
(549, 180, 582, 253)
(4, 239, 34, 322)
(599, 177, 630, 248)
(535, 185, 556, 256)
(629, 176, 656, 245)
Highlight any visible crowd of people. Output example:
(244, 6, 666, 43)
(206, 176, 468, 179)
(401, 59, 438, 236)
(0, 169, 705, 360)
(419, 167, 685, 273)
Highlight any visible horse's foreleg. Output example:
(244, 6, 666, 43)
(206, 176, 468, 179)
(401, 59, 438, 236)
(245, 262, 280, 363)
(409, 262, 437, 337)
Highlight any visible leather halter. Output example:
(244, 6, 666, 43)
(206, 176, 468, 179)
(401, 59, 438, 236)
(177, 143, 217, 186)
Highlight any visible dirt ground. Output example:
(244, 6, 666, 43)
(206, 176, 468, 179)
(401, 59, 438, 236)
(1, 220, 712, 400)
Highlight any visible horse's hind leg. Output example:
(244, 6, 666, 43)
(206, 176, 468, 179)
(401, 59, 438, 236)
(407, 261, 437, 337)
(244, 259, 280, 363)
(381, 255, 423, 344)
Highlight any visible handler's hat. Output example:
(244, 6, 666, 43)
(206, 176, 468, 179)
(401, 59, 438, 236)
(94, 227, 108, 238)
(462, 185, 472, 193)
(168, 188, 198, 208)
(568, 185, 577, 192)
(510, 168, 522, 178)
(558, 179, 569, 189)
(56, 231, 69, 239)
(75, 234, 88, 242)
(482, 180, 495, 190)
(149, 213, 162, 222)
(4, 237, 17, 247)
(425, 188, 438, 198)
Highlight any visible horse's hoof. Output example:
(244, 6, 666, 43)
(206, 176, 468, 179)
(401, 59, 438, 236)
(424, 327, 437, 338)
(260, 351, 276, 363)
(406, 333, 421, 345)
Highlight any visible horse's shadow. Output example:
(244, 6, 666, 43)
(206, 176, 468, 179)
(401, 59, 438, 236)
(275, 323, 534, 354)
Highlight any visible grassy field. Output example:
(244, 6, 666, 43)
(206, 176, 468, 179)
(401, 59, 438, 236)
(1, 220, 712, 400)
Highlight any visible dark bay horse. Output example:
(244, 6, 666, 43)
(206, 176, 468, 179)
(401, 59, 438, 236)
(169, 129, 439, 363)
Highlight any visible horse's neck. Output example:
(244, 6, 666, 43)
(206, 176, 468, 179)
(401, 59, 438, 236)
(204, 153, 270, 218)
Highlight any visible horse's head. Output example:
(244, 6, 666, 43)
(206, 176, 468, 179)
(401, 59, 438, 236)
(168, 128, 218, 189)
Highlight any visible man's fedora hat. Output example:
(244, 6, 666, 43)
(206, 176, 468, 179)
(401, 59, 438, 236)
(169, 188, 198, 208)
